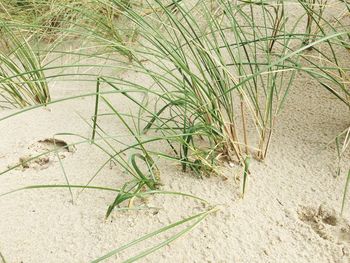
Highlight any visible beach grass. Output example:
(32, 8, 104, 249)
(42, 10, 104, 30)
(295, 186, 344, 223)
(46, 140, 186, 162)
(0, 0, 349, 261)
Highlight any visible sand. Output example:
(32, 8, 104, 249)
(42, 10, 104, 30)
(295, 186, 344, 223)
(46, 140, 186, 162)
(1, 3, 350, 263)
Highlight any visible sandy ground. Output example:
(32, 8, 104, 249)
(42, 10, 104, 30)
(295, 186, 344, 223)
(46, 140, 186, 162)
(1, 2, 350, 263)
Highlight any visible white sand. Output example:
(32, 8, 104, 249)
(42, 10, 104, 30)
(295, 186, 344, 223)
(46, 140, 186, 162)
(1, 3, 350, 263)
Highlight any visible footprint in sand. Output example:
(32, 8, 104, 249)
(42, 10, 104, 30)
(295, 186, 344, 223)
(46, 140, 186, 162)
(15, 138, 75, 171)
(297, 203, 350, 246)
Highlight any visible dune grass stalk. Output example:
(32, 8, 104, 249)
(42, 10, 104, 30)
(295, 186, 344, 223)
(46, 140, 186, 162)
(0, 251, 6, 263)
(299, 0, 328, 47)
(336, 126, 350, 175)
(242, 155, 251, 196)
(341, 169, 350, 215)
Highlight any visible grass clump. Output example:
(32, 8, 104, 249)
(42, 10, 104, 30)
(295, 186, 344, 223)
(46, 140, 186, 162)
(1, 0, 135, 57)
(94, 0, 309, 172)
(0, 0, 77, 42)
(87, 0, 349, 191)
(0, 23, 49, 108)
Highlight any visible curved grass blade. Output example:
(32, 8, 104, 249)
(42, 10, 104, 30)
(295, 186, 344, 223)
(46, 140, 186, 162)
(92, 206, 218, 263)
